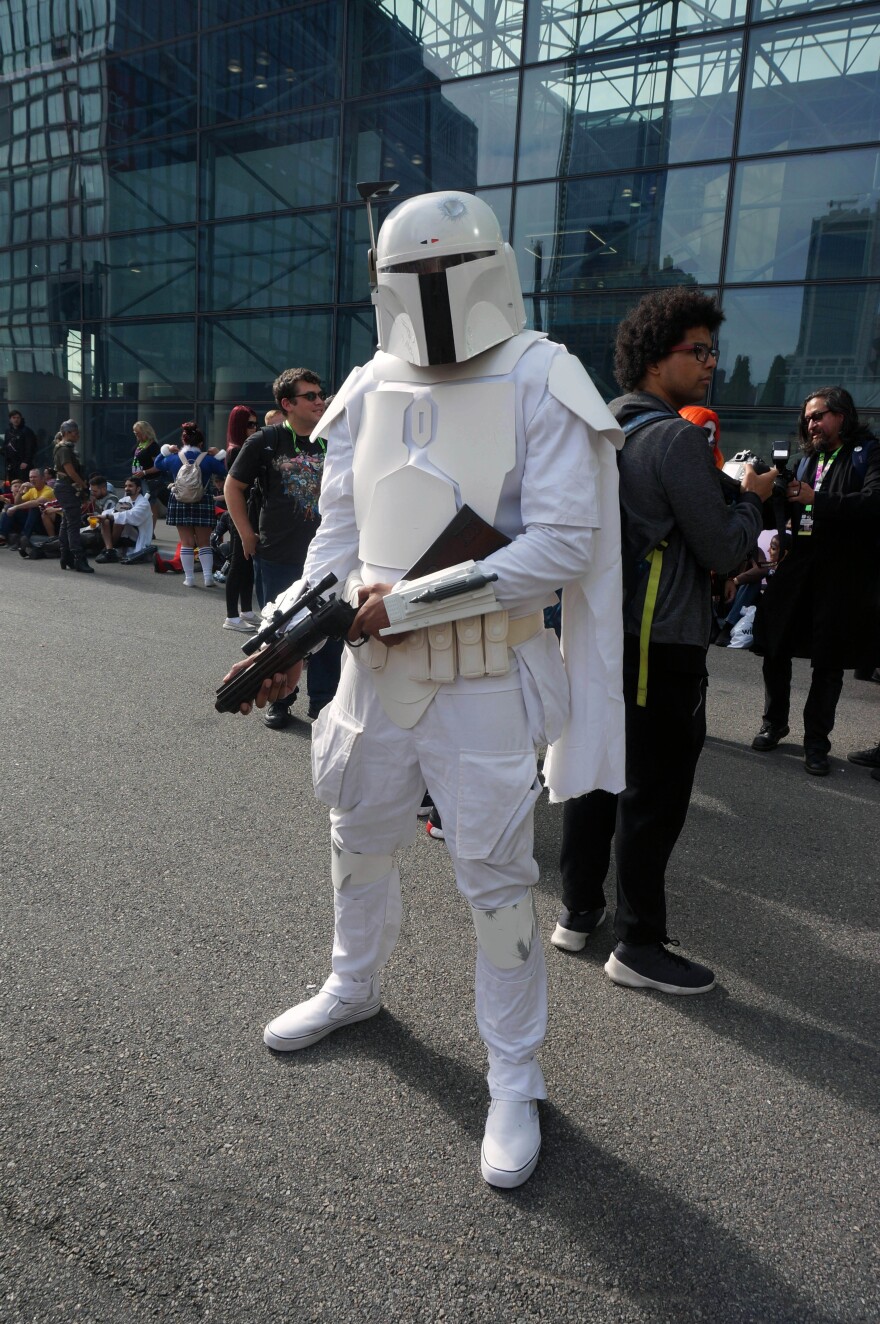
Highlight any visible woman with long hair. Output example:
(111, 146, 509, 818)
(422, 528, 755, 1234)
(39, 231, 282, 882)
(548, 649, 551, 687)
(155, 421, 226, 588)
(131, 419, 165, 531)
(221, 405, 260, 631)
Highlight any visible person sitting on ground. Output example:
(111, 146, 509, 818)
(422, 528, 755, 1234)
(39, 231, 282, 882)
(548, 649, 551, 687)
(715, 533, 782, 646)
(0, 470, 53, 546)
(94, 475, 154, 563)
(1, 479, 23, 508)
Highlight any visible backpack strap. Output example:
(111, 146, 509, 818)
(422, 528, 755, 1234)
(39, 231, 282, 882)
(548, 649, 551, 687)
(619, 408, 683, 706)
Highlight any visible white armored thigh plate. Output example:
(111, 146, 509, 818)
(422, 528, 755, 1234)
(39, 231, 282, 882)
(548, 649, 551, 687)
(352, 391, 412, 530)
(429, 381, 516, 523)
(360, 643, 440, 729)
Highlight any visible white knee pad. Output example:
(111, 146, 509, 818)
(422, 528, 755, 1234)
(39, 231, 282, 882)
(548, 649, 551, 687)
(471, 892, 537, 970)
(331, 841, 395, 890)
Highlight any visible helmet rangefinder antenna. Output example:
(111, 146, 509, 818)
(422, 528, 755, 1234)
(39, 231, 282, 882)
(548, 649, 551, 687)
(356, 180, 399, 290)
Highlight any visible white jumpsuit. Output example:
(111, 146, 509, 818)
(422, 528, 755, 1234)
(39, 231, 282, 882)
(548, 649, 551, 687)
(294, 331, 624, 1100)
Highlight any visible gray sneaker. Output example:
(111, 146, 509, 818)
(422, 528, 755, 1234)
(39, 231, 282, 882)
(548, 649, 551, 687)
(605, 942, 715, 994)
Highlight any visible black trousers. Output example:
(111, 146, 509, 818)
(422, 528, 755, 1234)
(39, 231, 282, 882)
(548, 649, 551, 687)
(560, 645, 707, 946)
(761, 655, 844, 755)
(56, 481, 84, 555)
(224, 525, 254, 618)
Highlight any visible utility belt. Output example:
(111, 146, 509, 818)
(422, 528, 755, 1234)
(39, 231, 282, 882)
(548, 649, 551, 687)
(363, 610, 544, 683)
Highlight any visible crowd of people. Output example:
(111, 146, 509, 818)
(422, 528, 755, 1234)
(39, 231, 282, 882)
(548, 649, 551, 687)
(4, 186, 879, 1193)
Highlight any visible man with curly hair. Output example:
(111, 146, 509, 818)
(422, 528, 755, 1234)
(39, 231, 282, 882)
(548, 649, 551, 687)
(552, 287, 775, 993)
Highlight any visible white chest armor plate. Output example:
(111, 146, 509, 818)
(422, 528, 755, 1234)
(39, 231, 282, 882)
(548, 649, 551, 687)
(352, 380, 516, 572)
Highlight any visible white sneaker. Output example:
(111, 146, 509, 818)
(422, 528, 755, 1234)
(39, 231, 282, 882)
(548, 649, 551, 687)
(480, 1099, 541, 1189)
(223, 616, 257, 632)
(263, 977, 381, 1052)
(183, 578, 196, 587)
(239, 611, 260, 625)
(202, 579, 215, 589)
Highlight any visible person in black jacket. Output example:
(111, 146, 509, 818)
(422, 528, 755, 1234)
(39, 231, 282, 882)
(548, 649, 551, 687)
(551, 287, 776, 994)
(3, 410, 38, 480)
(751, 386, 880, 776)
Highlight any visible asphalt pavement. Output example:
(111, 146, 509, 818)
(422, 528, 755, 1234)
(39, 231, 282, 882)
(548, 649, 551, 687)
(1, 552, 878, 1323)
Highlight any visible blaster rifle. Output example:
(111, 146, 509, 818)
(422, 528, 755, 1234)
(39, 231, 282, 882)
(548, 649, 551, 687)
(215, 574, 357, 713)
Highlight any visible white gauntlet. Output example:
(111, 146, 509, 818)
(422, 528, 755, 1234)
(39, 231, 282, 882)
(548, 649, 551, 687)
(379, 561, 501, 636)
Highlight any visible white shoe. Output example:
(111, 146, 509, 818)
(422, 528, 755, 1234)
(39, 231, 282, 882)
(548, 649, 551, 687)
(480, 1099, 541, 1189)
(263, 977, 381, 1052)
(183, 578, 196, 587)
(239, 611, 260, 624)
(202, 579, 215, 589)
(223, 616, 257, 632)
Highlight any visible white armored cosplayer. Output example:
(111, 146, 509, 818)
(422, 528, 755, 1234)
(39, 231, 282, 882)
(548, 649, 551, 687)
(262, 190, 625, 1188)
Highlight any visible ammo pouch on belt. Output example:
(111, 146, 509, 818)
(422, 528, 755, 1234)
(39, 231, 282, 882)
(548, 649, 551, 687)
(366, 610, 543, 683)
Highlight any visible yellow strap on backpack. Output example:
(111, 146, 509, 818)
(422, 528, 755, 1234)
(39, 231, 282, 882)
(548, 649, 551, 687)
(637, 541, 667, 708)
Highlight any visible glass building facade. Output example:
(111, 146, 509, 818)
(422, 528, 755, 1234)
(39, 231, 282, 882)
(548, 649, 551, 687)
(1, 0, 879, 474)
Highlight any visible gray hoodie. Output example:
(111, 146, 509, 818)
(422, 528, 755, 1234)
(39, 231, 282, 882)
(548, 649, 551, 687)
(611, 391, 763, 655)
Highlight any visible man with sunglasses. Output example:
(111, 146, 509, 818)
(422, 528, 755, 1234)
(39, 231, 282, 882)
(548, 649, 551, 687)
(225, 368, 342, 724)
(552, 287, 776, 994)
(750, 386, 880, 775)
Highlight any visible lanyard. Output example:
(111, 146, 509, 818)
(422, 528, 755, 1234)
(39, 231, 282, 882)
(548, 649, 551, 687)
(283, 421, 326, 454)
(809, 447, 841, 501)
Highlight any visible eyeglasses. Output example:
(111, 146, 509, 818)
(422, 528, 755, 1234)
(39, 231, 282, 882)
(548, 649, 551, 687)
(246, 420, 258, 429)
(293, 391, 327, 403)
(667, 342, 718, 365)
(805, 408, 833, 424)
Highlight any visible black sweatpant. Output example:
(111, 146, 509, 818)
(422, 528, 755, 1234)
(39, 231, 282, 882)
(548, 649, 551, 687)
(560, 640, 707, 946)
(761, 655, 844, 755)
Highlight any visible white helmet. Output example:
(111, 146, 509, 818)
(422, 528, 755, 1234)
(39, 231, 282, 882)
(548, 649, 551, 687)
(373, 191, 526, 366)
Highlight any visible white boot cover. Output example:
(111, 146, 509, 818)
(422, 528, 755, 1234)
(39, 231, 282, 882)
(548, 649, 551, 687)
(481, 1099, 541, 1189)
(322, 840, 403, 1002)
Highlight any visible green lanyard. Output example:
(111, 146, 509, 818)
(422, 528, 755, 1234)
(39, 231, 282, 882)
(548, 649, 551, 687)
(284, 421, 326, 454)
(805, 447, 841, 511)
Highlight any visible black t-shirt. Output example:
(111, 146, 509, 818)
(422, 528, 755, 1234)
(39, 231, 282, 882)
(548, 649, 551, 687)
(228, 424, 326, 565)
(132, 439, 160, 474)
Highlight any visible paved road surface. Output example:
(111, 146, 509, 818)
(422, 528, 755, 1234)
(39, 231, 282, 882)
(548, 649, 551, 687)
(1, 554, 877, 1323)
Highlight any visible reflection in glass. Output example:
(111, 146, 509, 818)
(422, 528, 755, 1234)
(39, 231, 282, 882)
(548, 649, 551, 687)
(201, 311, 333, 403)
(91, 43, 198, 149)
(202, 212, 337, 312)
(716, 286, 880, 409)
(85, 231, 197, 319)
(514, 167, 728, 295)
(347, 0, 524, 93)
(200, 5, 341, 125)
(519, 38, 740, 181)
(83, 320, 196, 402)
(1, 167, 80, 246)
(1, 242, 81, 327)
(729, 149, 880, 283)
(202, 109, 339, 220)
(0, 327, 78, 405)
(82, 141, 198, 236)
(105, 3, 199, 52)
(740, 14, 880, 156)
(753, 0, 865, 19)
(525, 0, 747, 61)
(335, 307, 377, 385)
(343, 78, 517, 201)
(201, 0, 306, 24)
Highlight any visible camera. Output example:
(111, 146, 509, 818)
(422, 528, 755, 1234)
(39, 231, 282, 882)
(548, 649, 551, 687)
(719, 449, 771, 503)
(772, 441, 794, 490)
